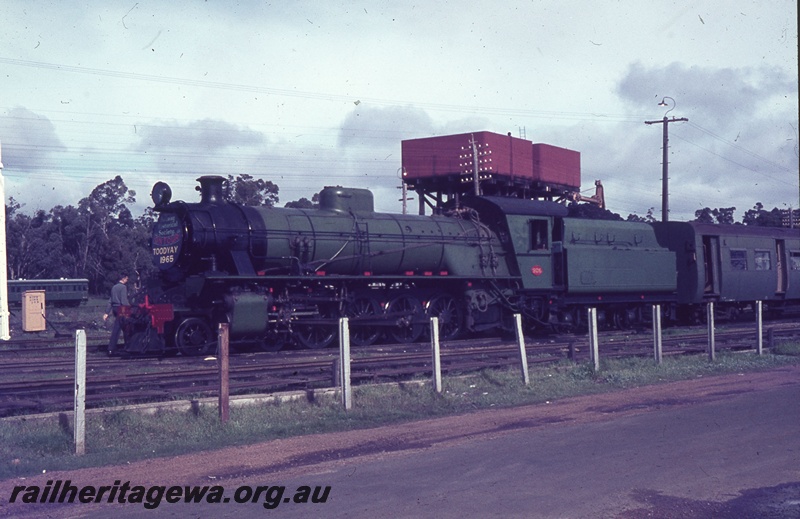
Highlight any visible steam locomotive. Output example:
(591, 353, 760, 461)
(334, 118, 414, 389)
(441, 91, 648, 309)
(119, 175, 800, 355)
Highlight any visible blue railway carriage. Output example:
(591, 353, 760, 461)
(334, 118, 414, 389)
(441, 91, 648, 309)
(652, 222, 800, 319)
(6, 279, 90, 307)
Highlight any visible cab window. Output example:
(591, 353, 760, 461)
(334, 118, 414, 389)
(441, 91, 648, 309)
(529, 220, 548, 250)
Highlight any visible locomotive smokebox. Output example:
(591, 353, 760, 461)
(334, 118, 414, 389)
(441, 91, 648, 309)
(197, 175, 226, 205)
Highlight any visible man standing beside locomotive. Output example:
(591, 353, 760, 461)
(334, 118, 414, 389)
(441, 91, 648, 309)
(101, 273, 130, 354)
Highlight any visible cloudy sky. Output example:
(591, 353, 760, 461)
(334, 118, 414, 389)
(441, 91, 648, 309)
(0, 1, 797, 221)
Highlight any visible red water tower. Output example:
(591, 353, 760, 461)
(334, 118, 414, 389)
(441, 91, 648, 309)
(401, 131, 581, 214)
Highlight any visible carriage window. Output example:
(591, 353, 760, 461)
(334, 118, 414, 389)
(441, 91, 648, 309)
(729, 250, 747, 270)
(791, 252, 800, 270)
(754, 250, 771, 271)
(529, 220, 548, 250)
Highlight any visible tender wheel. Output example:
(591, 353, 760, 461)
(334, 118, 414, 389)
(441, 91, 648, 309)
(175, 317, 215, 356)
(552, 308, 581, 334)
(385, 294, 424, 343)
(726, 306, 741, 321)
(294, 306, 337, 349)
(345, 297, 382, 346)
(426, 294, 463, 341)
(612, 308, 632, 330)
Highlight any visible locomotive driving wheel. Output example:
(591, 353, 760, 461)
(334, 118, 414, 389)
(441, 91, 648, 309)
(294, 305, 337, 349)
(385, 294, 424, 343)
(345, 297, 382, 346)
(175, 317, 215, 356)
(426, 294, 463, 341)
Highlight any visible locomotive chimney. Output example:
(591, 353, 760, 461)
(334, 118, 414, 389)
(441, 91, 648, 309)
(197, 175, 226, 205)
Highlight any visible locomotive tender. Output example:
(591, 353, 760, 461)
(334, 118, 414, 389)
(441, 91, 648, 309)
(120, 175, 800, 355)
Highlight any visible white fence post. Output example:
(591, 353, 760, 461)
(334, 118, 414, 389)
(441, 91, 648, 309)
(430, 317, 442, 393)
(707, 302, 716, 362)
(74, 330, 86, 455)
(755, 301, 763, 355)
(588, 308, 599, 372)
(652, 304, 663, 365)
(0, 141, 11, 341)
(513, 314, 530, 385)
(339, 318, 352, 410)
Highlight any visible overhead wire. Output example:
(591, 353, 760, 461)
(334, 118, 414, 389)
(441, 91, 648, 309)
(0, 57, 647, 122)
(670, 130, 795, 186)
(685, 121, 794, 173)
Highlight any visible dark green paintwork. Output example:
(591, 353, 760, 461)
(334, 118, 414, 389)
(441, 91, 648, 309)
(560, 219, 676, 294)
(503, 214, 676, 295)
(249, 204, 512, 279)
(226, 291, 270, 335)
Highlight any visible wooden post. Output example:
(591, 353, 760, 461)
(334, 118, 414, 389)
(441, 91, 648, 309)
(218, 323, 229, 423)
(513, 314, 530, 385)
(652, 304, 663, 365)
(755, 301, 763, 355)
(588, 308, 599, 372)
(339, 318, 352, 410)
(430, 317, 442, 393)
(707, 302, 715, 362)
(74, 330, 86, 455)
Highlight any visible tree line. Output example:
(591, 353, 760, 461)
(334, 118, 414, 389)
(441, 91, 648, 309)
(568, 201, 793, 227)
(3, 174, 790, 296)
(4, 174, 286, 296)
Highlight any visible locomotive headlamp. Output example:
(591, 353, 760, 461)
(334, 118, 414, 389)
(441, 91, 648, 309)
(151, 182, 172, 208)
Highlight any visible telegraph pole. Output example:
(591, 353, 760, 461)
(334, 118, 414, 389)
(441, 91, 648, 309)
(645, 97, 687, 222)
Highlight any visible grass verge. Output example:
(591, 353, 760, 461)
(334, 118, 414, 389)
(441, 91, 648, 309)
(2, 348, 799, 480)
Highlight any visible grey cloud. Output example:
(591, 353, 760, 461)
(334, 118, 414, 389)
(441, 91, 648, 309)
(336, 104, 496, 148)
(608, 62, 799, 219)
(617, 62, 797, 129)
(132, 119, 267, 177)
(0, 107, 65, 171)
(337, 105, 436, 148)
(135, 119, 264, 151)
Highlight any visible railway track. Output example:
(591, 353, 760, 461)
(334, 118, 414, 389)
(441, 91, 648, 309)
(0, 322, 797, 418)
